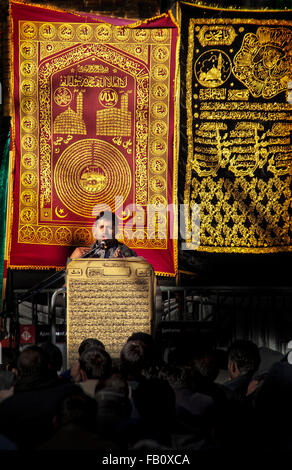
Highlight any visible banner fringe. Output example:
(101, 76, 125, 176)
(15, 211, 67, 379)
(180, 0, 292, 11)
(10, 0, 178, 28)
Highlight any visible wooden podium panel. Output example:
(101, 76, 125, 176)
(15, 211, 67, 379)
(66, 257, 154, 366)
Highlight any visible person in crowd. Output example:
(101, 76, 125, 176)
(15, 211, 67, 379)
(38, 391, 119, 450)
(39, 341, 64, 382)
(127, 331, 163, 369)
(159, 363, 215, 420)
(70, 210, 137, 259)
(95, 371, 132, 446)
(78, 337, 105, 356)
(0, 348, 18, 373)
(15, 345, 57, 391)
(223, 339, 260, 401)
(77, 346, 112, 398)
(189, 346, 231, 409)
(0, 345, 81, 449)
(0, 370, 16, 403)
(119, 340, 151, 396)
(61, 337, 105, 382)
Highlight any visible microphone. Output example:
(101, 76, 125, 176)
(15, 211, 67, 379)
(81, 241, 107, 258)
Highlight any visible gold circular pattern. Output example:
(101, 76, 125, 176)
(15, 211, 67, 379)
(150, 176, 166, 193)
(19, 225, 35, 242)
(21, 79, 36, 96)
(55, 227, 72, 244)
(78, 164, 107, 193)
(54, 87, 72, 107)
(22, 153, 37, 170)
(20, 207, 36, 224)
(36, 226, 53, 243)
(73, 228, 92, 245)
(134, 46, 143, 55)
(21, 116, 37, 133)
(20, 189, 37, 206)
(95, 24, 112, 41)
(113, 27, 130, 42)
(54, 139, 132, 218)
(76, 24, 93, 41)
(150, 157, 167, 174)
(151, 138, 167, 156)
(151, 120, 167, 137)
(151, 102, 168, 119)
(20, 41, 36, 59)
(98, 88, 118, 108)
(194, 49, 232, 88)
(21, 98, 36, 114)
(151, 29, 169, 43)
(133, 29, 150, 42)
(151, 83, 168, 99)
(20, 61, 36, 77)
(58, 24, 74, 41)
(21, 135, 37, 151)
(21, 22, 37, 39)
(152, 64, 169, 81)
(150, 194, 167, 206)
(21, 171, 37, 187)
(39, 23, 56, 40)
(152, 45, 169, 63)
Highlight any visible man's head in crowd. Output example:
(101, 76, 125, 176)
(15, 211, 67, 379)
(17, 345, 49, 382)
(40, 342, 63, 374)
(79, 347, 112, 381)
(227, 339, 260, 379)
(120, 340, 151, 379)
(127, 332, 156, 363)
(78, 338, 105, 357)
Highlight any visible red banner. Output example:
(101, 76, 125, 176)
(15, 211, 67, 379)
(8, 1, 178, 275)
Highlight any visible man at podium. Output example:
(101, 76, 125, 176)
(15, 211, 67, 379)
(70, 210, 137, 260)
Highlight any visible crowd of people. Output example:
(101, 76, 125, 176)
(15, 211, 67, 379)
(0, 332, 291, 451)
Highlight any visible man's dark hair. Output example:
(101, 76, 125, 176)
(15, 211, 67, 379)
(228, 340, 260, 375)
(95, 211, 118, 228)
(17, 345, 49, 379)
(40, 342, 63, 372)
(127, 332, 154, 347)
(78, 338, 105, 357)
(79, 347, 112, 380)
(127, 332, 156, 362)
(120, 340, 150, 377)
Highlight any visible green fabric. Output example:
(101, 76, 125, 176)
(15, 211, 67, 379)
(0, 133, 10, 301)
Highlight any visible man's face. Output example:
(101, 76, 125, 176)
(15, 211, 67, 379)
(93, 218, 115, 242)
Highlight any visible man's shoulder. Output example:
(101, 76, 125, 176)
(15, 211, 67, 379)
(117, 242, 137, 257)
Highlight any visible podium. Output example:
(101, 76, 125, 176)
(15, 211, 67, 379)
(66, 257, 155, 367)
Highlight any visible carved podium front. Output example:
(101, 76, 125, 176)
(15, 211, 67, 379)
(66, 257, 154, 367)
